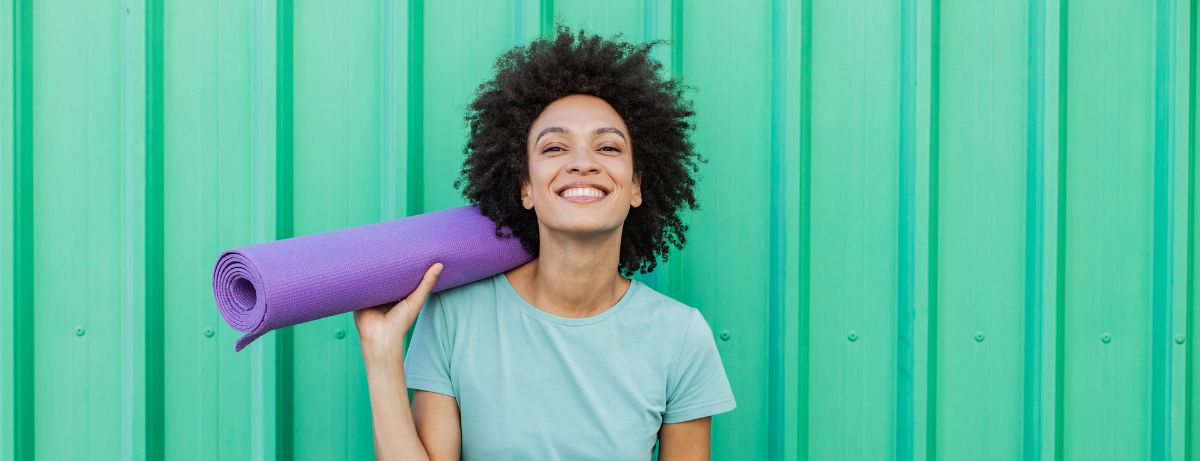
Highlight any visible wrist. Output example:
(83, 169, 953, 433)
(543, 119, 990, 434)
(361, 344, 405, 370)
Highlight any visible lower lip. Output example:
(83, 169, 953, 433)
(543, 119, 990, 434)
(560, 193, 607, 203)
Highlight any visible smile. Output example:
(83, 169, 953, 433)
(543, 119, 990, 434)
(558, 187, 607, 203)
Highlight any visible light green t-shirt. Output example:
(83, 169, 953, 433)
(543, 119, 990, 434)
(403, 272, 737, 460)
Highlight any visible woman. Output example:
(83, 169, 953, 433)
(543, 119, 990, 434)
(353, 26, 735, 460)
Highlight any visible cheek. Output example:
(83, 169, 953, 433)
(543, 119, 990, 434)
(527, 165, 555, 197)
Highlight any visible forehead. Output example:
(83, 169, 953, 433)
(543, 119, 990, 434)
(528, 94, 628, 134)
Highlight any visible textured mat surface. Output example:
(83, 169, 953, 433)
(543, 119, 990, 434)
(212, 205, 532, 351)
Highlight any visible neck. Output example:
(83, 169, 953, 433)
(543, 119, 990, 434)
(506, 225, 630, 318)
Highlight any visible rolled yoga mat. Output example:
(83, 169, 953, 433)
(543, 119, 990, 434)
(212, 205, 533, 351)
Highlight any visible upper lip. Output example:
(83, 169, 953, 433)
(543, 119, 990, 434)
(556, 181, 610, 196)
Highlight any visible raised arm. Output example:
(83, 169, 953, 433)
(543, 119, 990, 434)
(355, 263, 461, 460)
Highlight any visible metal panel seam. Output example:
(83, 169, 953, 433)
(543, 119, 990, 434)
(405, 0, 423, 216)
(665, 0, 683, 305)
(1151, 0, 1177, 458)
(142, 0, 165, 459)
(798, 0, 812, 457)
(540, 0, 553, 36)
(926, 0, 940, 457)
(768, 0, 788, 458)
(899, 0, 918, 457)
(12, 0, 32, 459)
(1186, 1, 1197, 460)
(381, 0, 398, 221)
(249, 0, 271, 458)
(1053, 0, 1069, 458)
(1024, 0, 1047, 459)
(275, 0, 295, 459)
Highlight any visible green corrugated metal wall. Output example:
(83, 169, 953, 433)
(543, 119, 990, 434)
(2, 0, 1198, 459)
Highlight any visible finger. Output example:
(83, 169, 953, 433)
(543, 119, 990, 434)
(410, 263, 444, 305)
(388, 263, 443, 320)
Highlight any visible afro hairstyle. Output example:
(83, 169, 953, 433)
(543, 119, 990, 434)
(453, 25, 705, 276)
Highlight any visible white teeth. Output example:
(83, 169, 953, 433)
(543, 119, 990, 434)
(560, 187, 605, 198)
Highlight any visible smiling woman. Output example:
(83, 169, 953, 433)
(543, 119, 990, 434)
(353, 25, 735, 461)
(520, 94, 643, 238)
(456, 26, 705, 277)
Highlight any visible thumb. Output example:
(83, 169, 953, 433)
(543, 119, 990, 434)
(388, 263, 444, 323)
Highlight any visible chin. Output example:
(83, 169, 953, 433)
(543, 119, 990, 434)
(544, 221, 621, 237)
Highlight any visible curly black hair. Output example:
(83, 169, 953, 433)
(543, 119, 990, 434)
(453, 25, 705, 276)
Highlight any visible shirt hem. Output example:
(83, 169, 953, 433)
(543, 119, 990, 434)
(406, 376, 456, 398)
(662, 396, 737, 424)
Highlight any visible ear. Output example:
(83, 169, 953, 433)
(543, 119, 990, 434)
(631, 174, 642, 208)
(521, 180, 534, 210)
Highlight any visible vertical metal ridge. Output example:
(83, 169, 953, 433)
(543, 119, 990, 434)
(144, 0, 165, 459)
(898, 0, 917, 457)
(798, 0, 812, 457)
(539, 0, 554, 37)
(1151, 0, 1176, 459)
(926, 0, 940, 458)
(380, 0, 397, 221)
(1186, 1, 1197, 459)
(249, 0, 270, 457)
(639, 0, 667, 293)
(12, 0, 32, 459)
(1024, 0, 1047, 459)
(275, 0, 295, 459)
(513, 0, 526, 45)
(670, 0, 682, 78)
(768, 0, 788, 458)
(663, 0, 684, 297)
(406, 0, 423, 216)
(641, 0, 654, 48)
(1054, 0, 1069, 458)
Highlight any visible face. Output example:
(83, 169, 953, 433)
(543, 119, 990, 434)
(521, 94, 642, 238)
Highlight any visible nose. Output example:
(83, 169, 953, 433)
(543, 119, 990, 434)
(565, 145, 601, 175)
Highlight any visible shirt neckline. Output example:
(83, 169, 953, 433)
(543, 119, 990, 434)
(497, 272, 640, 326)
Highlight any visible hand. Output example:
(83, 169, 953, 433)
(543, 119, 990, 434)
(354, 263, 444, 363)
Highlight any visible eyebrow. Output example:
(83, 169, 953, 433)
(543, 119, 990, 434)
(535, 126, 627, 143)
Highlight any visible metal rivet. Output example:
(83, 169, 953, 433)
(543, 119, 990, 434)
(1176, 335, 1186, 345)
(334, 328, 346, 340)
(203, 327, 214, 338)
(847, 331, 859, 342)
(718, 330, 731, 341)
(1101, 332, 1112, 344)
(974, 331, 986, 343)
(74, 326, 86, 337)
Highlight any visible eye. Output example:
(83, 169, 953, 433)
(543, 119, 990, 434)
(542, 145, 565, 153)
(599, 145, 621, 153)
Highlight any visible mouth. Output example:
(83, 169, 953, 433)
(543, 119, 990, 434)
(556, 182, 610, 203)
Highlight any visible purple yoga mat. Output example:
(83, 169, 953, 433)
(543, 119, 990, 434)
(212, 205, 532, 351)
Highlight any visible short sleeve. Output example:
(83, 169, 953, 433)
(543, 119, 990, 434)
(403, 292, 456, 398)
(663, 309, 737, 424)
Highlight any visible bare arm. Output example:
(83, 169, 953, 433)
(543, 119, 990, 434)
(361, 352, 433, 460)
(412, 390, 461, 460)
(360, 348, 462, 460)
(658, 417, 712, 461)
(355, 263, 461, 461)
